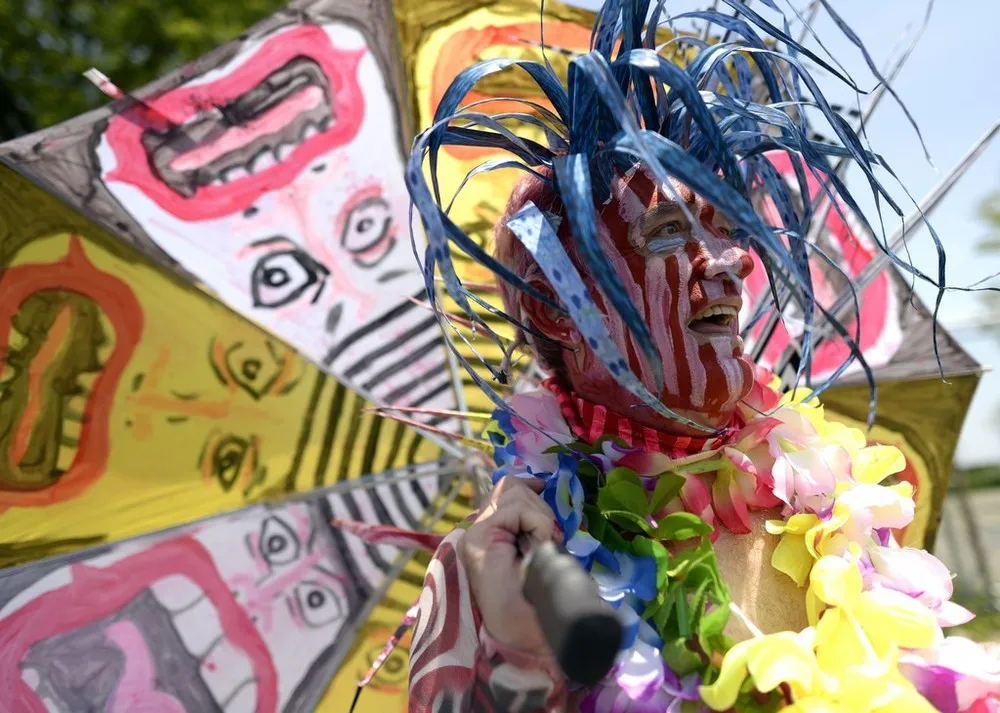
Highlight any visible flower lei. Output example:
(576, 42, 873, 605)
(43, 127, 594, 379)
(484, 368, 1000, 713)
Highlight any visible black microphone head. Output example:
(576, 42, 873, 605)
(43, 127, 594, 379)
(557, 611, 624, 686)
(521, 540, 624, 686)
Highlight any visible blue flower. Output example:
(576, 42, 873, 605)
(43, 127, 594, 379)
(591, 550, 658, 605)
(543, 453, 585, 539)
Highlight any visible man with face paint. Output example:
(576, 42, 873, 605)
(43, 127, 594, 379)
(352, 0, 995, 711)
(404, 170, 806, 713)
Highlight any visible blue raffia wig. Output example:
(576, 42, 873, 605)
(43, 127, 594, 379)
(404, 0, 947, 432)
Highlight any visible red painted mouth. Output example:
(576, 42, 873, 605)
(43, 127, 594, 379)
(0, 536, 278, 713)
(104, 24, 366, 221)
(0, 237, 142, 507)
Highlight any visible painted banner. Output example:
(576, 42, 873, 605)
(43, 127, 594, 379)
(0, 0, 460, 438)
(0, 162, 444, 569)
(0, 461, 468, 713)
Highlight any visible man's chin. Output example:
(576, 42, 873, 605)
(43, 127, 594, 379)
(692, 353, 755, 415)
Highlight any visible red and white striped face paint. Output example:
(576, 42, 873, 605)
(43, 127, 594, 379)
(562, 166, 755, 427)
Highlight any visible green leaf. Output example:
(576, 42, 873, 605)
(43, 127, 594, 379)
(653, 512, 712, 541)
(603, 509, 653, 534)
(598, 467, 649, 515)
(662, 638, 703, 677)
(649, 472, 686, 513)
(676, 587, 691, 637)
(584, 505, 631, 551)
(697, 601, 731, 656)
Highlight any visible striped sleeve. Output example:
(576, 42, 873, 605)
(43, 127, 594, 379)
(408, 528, 570, 713)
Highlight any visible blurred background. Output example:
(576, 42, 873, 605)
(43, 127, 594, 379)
(1, 0, 998, 630)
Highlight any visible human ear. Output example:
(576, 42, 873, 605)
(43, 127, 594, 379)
(517, 276, 580, 346)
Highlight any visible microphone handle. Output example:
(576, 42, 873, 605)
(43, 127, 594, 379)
(518, 535, 623, 687)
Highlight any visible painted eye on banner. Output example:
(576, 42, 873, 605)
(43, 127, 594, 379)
(341, 197, 395, 268)
(295, 581, 344, 628)
(251, 249, 328, 308)
(258, 516, 301, 566)
(210, 435, 250, 490)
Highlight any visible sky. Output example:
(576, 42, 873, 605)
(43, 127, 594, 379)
(565, 0, 1000, 466)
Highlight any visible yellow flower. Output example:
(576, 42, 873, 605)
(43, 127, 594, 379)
(765, 509, 850, 586)
(854, 445, 906, 485)
(699, 629, 834, 711)
(809, 554, 940, 681)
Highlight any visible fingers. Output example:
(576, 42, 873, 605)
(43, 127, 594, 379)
(489, 500, 555, 545)
(482, 477, 552, 525)
(468, 476, 561, 547)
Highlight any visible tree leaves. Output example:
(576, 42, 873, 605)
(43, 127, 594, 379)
(0, 0, 280, 140)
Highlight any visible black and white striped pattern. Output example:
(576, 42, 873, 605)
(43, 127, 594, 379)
(323, 290, 460, 434)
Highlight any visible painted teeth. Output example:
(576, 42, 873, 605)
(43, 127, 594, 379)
(76, 372, 98, 393)
(21, 667, 40, 690)
(0, 362, 16, 384)
(275, 143, 296, 162)
(61, 418, 82, 443)
(223, 165, 250, 184)
(55, 444, 76, 472)
(694, 305, 738, 320)
(201, 640, 255, 706)
(248, 149, 276, 174)
(224, 681, 257, 712)
(150, 574, 205, 613)
(7, 327, 28, 351)
(173, 597, 223, 657)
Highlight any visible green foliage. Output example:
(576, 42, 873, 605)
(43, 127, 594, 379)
(0, 0, 283, 140)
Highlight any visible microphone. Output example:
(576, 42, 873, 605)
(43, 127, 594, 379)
(517, 534, 623, 686)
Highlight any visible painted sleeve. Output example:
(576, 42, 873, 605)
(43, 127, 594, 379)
(407, 527, 570, 713)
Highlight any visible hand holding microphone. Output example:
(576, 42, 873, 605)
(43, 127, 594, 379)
(456, 476, 622, 686)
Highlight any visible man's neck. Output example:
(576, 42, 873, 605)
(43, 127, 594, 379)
(542, 378, 738, 456)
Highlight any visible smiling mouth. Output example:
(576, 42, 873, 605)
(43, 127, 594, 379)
(142, 56, 333, 197)
(687, 304, 740, 335)
(0, 292, 112, 490)
(20, 577, 258, 712)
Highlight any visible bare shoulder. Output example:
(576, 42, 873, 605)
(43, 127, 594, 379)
(713, 509, 809, 640)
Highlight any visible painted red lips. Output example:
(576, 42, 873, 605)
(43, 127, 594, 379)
(103, 24, 366, 222)
(0, 237, 142, 507)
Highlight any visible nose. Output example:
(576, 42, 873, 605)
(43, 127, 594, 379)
(698, 236, 753, 281)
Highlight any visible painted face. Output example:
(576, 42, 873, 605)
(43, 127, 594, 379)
(0, 501, 367, 713)
(0, 234, 306, 516)
(578, 167, 755, 416)
(95, 21, 455, 414)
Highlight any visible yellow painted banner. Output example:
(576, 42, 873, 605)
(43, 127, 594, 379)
(0, 164, 443, 568)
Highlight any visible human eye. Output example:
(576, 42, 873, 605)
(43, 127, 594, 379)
(250, 247, 328, 308)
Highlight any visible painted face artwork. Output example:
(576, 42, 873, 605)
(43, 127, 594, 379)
(94, 19, 456, 418)
(0, 237, 141, 505)
(0, 463, 446, 713)
(0, 502, 365, 713)
(564, 167, 755, 419)
(0, 233, 305, 515)
(0, 225, 442, 565)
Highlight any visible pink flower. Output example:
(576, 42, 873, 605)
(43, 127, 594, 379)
(770, 442, 849, 514)
(868, 545, 974, 627)
(901, 637, 1000, 713)
(506, 391, 574, 474)
(837, 483, 914, 543)
(740, 365, 783, 414)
